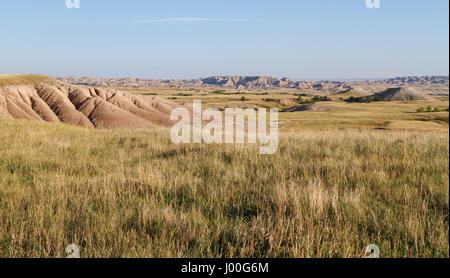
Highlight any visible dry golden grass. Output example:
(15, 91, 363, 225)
(123, 86, 449, 132)
(0, 119, 448, 258)
(0, 74, 51, 87)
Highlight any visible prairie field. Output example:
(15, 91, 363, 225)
(124, 86, 449, 132)
(1, 0, 448, 262)
(0, 118, 448, 257)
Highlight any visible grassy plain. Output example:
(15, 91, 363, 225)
(0, 82, 448, 257)
(123, 86, 449, 131)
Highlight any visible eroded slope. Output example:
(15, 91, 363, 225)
(0, 81, 185, 128)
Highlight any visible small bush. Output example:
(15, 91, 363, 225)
(296, 95, 331, 105)
(344, 95, 382, 103)
(312, 95, 331, 102)
(211, 90, 226, 95)
(416, 107, 450, 113)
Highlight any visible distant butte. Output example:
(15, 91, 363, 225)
(57, 75, 449, 90)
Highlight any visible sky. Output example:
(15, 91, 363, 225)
(0, 0, 448, 80)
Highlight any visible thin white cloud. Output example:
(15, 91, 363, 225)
(131, 17, 247, 24)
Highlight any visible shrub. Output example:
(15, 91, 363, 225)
(175, 93, 193, 97)
(416, 107, 449, 113)
(211, 90, 226, 95)
(416, 108, 425, 113)
(295, 95, 331, 105)
(312, 96, 331, 102)
(344, 96, 377, 103)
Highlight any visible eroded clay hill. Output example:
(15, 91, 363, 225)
(0, 80, 185, 129)
(373, 87, 432, 101)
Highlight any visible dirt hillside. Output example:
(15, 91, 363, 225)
(0, 77, 187, 129)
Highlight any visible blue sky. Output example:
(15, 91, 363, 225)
(0, 0, 448, 79)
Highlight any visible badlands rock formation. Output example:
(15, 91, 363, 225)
(0, 80, 186, 128)
(58, 75, 449, 90)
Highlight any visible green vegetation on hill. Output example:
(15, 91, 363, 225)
(343, 95, 384, 103)
(416, 106, 449, 113)
(295, 95, 331, 104)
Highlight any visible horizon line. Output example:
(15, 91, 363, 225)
(52, 74, 450, 82)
